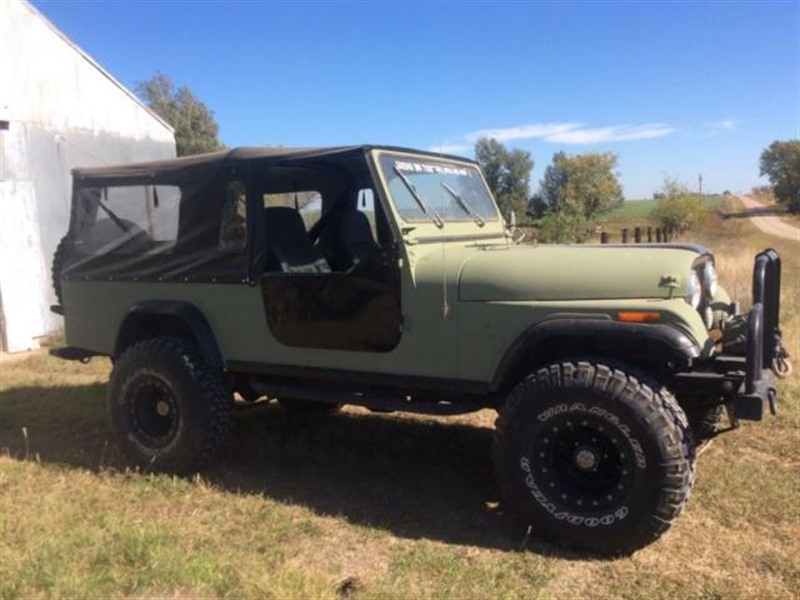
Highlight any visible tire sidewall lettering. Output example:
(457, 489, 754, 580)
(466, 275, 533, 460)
(518, 398, 646, 528)
(519, 454, 629, 527)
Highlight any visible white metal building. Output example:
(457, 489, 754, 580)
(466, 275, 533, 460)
(0, 0, 176, 352)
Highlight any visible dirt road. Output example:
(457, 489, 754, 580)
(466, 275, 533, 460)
(736, 195, 800, 242)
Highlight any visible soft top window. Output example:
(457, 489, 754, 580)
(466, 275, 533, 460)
(65, 162, 249, 283)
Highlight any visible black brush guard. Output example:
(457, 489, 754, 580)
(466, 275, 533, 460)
(672, 249, 782, 424)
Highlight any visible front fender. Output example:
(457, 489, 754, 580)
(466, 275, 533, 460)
(490, 318, 703, 393)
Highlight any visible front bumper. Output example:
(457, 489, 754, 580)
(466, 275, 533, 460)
(672, 249, 783, 423)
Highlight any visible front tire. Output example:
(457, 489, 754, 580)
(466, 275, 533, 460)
(108, 337, 232, 473)
(493, 361, 695, 556)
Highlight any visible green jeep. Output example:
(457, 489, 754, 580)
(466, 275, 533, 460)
(51, 146, 785, 555)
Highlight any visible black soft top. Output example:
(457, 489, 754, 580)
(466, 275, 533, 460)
(73, 145, 476, 186)
(64, 144, 476, 285)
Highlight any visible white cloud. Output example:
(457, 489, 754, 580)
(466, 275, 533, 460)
(546, 123, 676, 144)
(426, 143, 472, 155)
(704, 119, 738, 131)
(437, 121, 676, 150)
(687, 119, 741, 139)
(467, 123, 581, 143)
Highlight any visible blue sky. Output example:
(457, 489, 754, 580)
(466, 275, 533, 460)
(33, 0, 800, 199)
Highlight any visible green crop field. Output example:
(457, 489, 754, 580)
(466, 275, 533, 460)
(604, 196, 723, 221)
(1, 206, 798, 599)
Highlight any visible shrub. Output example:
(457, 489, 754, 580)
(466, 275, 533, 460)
(652, 178, 708, 233)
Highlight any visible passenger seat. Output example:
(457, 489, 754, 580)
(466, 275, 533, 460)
(318, 209, 380, 271)
(264, 206, 331, 273)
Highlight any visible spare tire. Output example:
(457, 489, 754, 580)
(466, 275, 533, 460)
(52, 235, 71, 306)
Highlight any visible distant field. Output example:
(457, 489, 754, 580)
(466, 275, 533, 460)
(605, 196, 723, 220)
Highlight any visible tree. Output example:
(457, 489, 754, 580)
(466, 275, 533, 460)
(137, 73, 225, 156)
(759, 140, 800, 213)
(652, 177, 708, 233)
(536, 152, 623, 219)
(474, 138, 533, 219)
(536, 209, 592, 243)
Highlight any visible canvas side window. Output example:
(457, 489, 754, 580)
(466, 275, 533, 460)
(264, 191, 322, 230)
(148, 186, 181, 241)
(75, 184, 180, 254)
(219, 180, 247, 252)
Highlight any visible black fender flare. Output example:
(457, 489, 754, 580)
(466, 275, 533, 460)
(114, 300, 223, 369)
(489, 318, 703, 393)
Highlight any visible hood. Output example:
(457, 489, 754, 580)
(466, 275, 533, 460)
(456, 244, 705, 302)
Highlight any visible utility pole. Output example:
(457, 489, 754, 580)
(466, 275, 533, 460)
(698, 174, 703, 198)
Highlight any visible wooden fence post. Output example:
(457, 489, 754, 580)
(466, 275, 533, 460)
(656, 228, 662, 243)
(647, 227, 652, 243)
(600, 232, 609, 244)
(634, 227, 641, 243)
(622, 228, 628, 244)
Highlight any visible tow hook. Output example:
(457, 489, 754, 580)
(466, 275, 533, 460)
(774, 346, 792, 379)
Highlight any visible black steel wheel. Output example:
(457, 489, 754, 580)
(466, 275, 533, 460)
(493, 361, 695, 556)
(109, 337, 232, 473)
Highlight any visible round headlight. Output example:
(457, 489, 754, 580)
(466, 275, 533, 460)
(702, 261, 718, 298)
(686, 270, 702, 308)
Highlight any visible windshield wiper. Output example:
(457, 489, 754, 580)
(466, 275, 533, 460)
(393, 166, 444, 228)
(440, 182, 485, 227)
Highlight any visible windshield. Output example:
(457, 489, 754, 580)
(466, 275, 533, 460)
(377, 153, 499, 224)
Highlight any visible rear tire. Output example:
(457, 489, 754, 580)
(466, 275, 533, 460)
(493, 361, 695, 556)
(108, 337, 232, 473)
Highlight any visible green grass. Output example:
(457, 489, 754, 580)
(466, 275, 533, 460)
(1, 205, 798, 599)
(604, 196, 723, 221)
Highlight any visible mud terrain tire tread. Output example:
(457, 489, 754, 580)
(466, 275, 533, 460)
(109, 336, 232, 473)
(493, 361, 696, 556)
(51, 235, 70, 306)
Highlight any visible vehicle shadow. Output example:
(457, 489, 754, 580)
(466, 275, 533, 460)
(0, 382, 579, 556)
